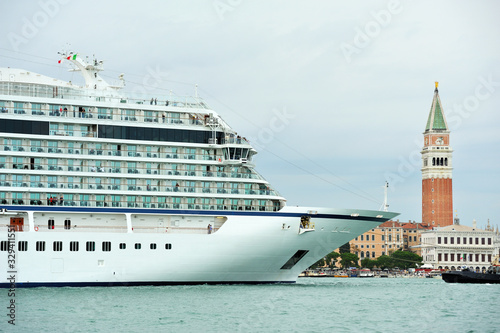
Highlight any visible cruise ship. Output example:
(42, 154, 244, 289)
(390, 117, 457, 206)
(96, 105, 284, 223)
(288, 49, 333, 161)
(0, 52, 398, 286)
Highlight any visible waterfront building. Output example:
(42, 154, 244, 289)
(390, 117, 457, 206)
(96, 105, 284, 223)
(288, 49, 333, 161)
(348, 220, 432, 261)
(421, 82, 453, 227)
(420, 219, 499, 272)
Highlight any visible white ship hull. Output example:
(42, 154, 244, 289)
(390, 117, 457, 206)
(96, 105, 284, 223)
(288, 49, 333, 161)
(1, 206, 397, 287)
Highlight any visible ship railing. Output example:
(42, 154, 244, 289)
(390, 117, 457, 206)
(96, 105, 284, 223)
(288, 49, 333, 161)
(1, 181, 278, 197)
(0, 82, 209, 110)
(2, 224, 221, 234)
(132, 226, 220, 234)
(0, 198, 282, 212)
(0, 104, 211, 129)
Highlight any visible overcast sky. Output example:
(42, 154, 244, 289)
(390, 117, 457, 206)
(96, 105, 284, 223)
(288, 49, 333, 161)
(1, 0, 499, 228)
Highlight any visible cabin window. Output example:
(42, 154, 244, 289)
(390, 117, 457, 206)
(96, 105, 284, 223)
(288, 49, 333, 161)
(53, 241, 63, 251)
(102, 241, 111, 252)
(119, 243, 126, 249)
(165, 243, 172, 250)
(135, 243, 141, 250)
(64, 219, 71, 230)
(36, 241, 46, 251)
(86, 241, 95, 252)
(70, 241, 79, 251)
(150, 243, 157, 250)
(0, 241, 7, 251)
(48, 219, 55, 229)
(18, 241, 28, 251)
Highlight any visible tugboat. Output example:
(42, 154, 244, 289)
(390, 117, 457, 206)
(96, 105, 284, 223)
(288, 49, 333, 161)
(442, 256, 500, 284)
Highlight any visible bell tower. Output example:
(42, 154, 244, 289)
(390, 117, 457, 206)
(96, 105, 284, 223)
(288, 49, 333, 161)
(421, 82, 453, 227)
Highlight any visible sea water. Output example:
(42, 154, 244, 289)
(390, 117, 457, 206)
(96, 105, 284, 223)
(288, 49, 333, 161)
(3, 277, 499, 333)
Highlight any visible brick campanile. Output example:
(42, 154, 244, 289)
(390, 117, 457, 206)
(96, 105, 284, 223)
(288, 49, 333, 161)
(421, 82, 453, 227)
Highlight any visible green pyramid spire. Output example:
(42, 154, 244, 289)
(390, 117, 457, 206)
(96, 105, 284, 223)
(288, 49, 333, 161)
(425, 83, 448, 132)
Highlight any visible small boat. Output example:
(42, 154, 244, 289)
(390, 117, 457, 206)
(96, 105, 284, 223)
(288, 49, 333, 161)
(359, 269, 374, 278)
(442, 256, 500, 284)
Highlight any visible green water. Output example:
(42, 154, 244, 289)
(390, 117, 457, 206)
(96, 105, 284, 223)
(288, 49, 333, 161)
(3, 278, 498, 332)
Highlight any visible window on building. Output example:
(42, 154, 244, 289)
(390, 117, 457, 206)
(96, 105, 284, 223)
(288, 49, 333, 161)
(481, 238, 485, 245)
(481, 254, 485, 262)
(438, 253, 442, 261)
(488, 238, 491, 245)
(381, 235, 385, 241)
(475, 254, 479, 262)
(372, 252, 375, 258)
(444, 237, 447, 244)
(444, 253, 448, 261)
(361, 235, 364, 241)
(372, 235, 375, 241)
(457, 237, 460, 245)
(450, 254, 455, 261)
(438, 237, 441, 244)
(450, 237, 454, 244)
(475, 238, 479, 245)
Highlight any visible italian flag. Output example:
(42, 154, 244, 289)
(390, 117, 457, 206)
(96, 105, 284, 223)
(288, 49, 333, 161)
(66, 54, 77, 60)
